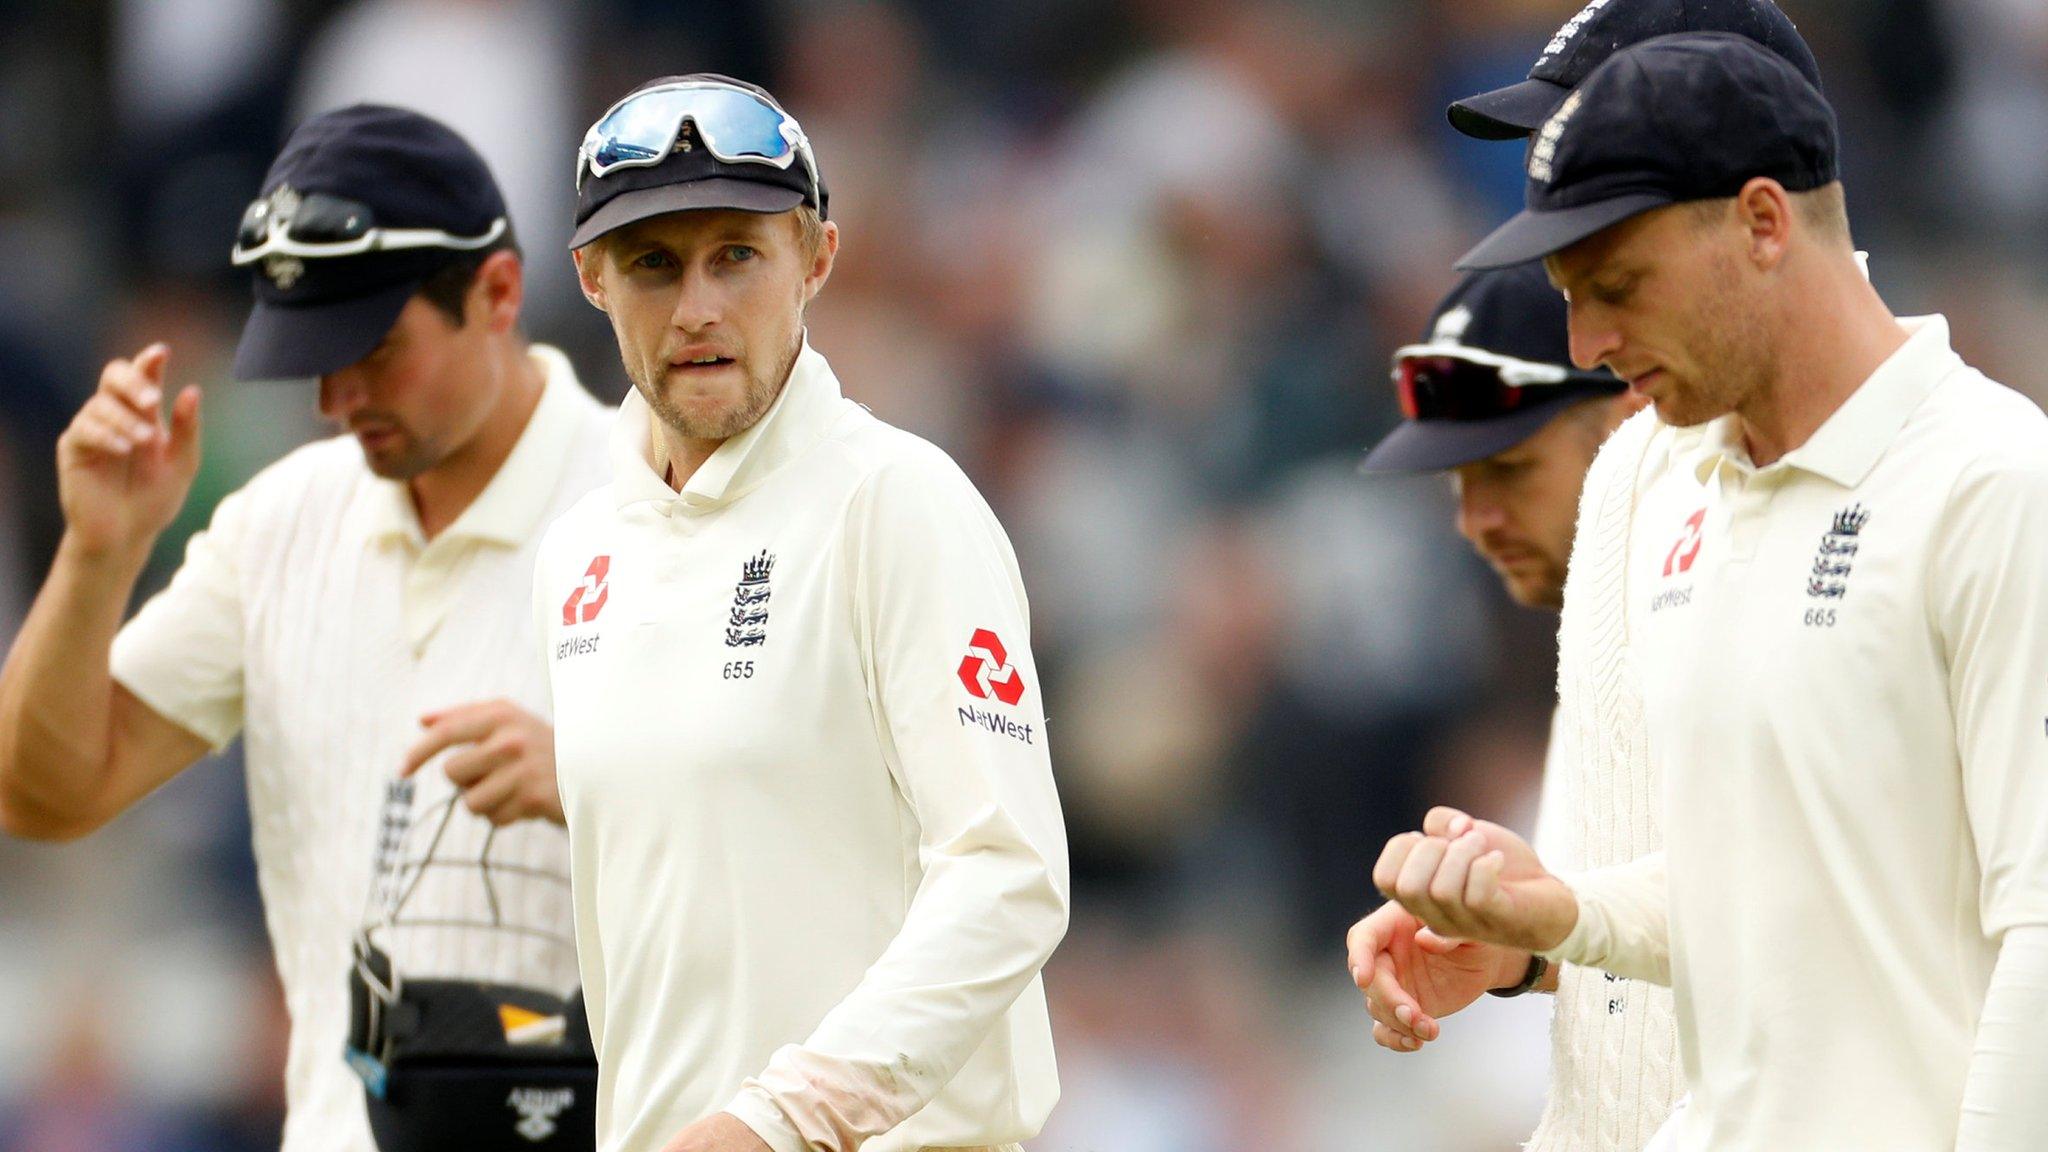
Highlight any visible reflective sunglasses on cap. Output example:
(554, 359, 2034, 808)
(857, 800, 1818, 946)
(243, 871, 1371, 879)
(575, 80, 820, 203)
(230, 185, 508, 265)
(1391, 343, 1613, 421)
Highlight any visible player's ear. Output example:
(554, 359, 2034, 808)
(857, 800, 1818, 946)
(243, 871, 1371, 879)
(1734, 177, 1793, 272)
(470, 249, 524, 335)
(572, 246, 609, 314)
(801, 219, 839, 306)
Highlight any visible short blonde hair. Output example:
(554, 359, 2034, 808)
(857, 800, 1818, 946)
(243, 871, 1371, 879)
(793, 204, 826, 259)
(580, 205, 826, 264)
(1686, 181, 1851, 246)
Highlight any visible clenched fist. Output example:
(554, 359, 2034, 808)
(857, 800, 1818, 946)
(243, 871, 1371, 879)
(1372, 806, 1580, 955)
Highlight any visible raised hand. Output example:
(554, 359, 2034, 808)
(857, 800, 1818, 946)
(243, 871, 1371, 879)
(1372, 806, 1580, 955)
(1346, 898, 1531, 1052)
(57, 344, 203, 560)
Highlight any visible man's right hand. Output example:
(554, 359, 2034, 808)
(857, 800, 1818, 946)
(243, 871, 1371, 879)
(1346, 899, 1531, 1052)
(1373, 806, 1580, 954)
(58, 344, 202, 560)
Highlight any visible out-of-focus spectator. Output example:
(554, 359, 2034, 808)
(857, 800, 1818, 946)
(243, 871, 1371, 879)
(293, 0, 583, 326)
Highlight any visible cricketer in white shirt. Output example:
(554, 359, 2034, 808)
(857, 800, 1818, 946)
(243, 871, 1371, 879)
(1547, 315, 2048, 1149)
(535, 337, 1068, 1152)
(109, 347, 611, 1152)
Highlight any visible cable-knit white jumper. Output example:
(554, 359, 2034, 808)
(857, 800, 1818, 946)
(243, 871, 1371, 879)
(1526, 409, 1684, 1152)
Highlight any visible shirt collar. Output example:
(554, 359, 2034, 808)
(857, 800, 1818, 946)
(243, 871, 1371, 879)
(609, 334, 846, 511)
(363, 344, 592, 547)
(1691, 314, 1957, 488)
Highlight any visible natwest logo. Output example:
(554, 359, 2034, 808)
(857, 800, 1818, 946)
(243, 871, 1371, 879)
(957, 628, 1026, 706)
(1663, 509, 1706, 578)
(562, 556, 610, 625)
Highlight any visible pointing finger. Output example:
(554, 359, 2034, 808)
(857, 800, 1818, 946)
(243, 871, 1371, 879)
(100, 352, 167, 417)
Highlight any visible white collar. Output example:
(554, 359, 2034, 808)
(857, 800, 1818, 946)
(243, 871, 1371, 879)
(607, 335, 849, 511)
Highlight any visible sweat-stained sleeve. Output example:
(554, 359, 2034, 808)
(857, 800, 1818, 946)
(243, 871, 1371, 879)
(723, 443, 1070, 1152)
(1934, 452, 2048, 1146)
(108, 487, 254, 750)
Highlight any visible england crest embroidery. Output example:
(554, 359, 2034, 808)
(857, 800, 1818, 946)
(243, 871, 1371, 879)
(1806, 504, 1869, 599)
(726, 551, 774, 647)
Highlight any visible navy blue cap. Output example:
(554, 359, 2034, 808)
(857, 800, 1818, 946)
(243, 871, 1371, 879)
(231, 105, 509, 381)
(569, 74, 827, 250)
(1457, 33, 1839, 271)
(1363, 262, 1621, 473)
(1449, 0, 1821, 140)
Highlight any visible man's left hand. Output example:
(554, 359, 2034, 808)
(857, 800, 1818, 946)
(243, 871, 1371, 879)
(658, 1112, 774, 1152)
(400, 699, 565, 826)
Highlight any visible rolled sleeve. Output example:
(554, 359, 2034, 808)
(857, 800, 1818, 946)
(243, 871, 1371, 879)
(1933, 456, 2048, 940)
(728, 447, 1070, 1150)
(108, 489, 252, 750)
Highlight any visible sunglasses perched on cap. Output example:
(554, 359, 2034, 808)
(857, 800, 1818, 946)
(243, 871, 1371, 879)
(1391, 343, 1617, 421)
(575, 80, 820, 206)
(230, 186, 508, 266)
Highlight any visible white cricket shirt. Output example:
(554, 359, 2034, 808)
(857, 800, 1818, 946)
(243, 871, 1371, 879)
(535, 341, 1068, 1152)
(1618, 316, 2048, 1149)
(110, 347, 611, 1152)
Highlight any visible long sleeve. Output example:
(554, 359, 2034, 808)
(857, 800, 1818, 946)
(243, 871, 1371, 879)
(1542, 851, 1671, 986)
(1934, 453, 2048, 945)
(1956, 926, 2048, 1148)
(1935, 453, 2048, 1147)
(725, 446, 1069, 1151)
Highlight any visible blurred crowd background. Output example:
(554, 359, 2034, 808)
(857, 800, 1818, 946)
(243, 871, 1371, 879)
(1, 0, 2046, 1148)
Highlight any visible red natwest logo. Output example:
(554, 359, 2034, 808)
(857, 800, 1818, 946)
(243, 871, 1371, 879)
(1663, 508, 1706, 577)
(957, 628, 1026, 706)
(562, 556, 610, 625)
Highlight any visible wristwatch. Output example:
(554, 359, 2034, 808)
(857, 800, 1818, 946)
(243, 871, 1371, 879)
(1486, 953, 1549, 998)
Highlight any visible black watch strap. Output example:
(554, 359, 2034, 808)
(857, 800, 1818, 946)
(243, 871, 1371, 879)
(1486, 953, 1549, 998)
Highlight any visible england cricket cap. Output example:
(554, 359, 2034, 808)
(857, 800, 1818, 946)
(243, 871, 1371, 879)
(231, 105, 510, 381)
(1448, 0, 1821, 141)
(1363, 261, 1621, 473)
(1457, 33, 1839, 271)
(568, 74, 827, 250)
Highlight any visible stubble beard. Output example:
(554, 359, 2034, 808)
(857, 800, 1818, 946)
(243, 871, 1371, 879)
(635, 333, 803, 444)
(1659, 255, 1776, 428)
(1502, 556, 1568, 612)
(356, 427, 440, 481)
